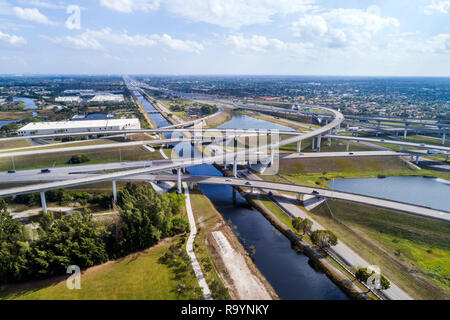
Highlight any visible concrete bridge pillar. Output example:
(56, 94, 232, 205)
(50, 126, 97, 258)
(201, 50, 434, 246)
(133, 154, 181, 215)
(346, 123, 350, 131)
(311, 137, 316, 150)
(112, 180, 117, 203)
(297, 141, 302, 153)
(442, 133, 446, 145)
(177, 168, 182, 194)
(250, 187, 254, 194)
(328, 137, 331, 147)
(233, 156, 238, 178)
(346, 141, 350, 152)
(404, 128, 408, 139)
(190, 182, 194, 190)
(270, 146, 275, 166)
(410, 154, 414, 162)
(415, 155, 420, 165)
(297, 193, 302, 201)
(51, 138, 55, 144)
(40, 191, 47, 213)
(124, 133, 127, 141)
(317, 135, 322, 152)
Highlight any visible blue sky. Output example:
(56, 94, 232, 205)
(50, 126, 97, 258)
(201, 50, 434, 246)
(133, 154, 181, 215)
(0, 0, 449, 76)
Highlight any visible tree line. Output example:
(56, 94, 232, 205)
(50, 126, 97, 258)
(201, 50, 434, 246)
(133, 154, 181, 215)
(0, 183, 188, 284)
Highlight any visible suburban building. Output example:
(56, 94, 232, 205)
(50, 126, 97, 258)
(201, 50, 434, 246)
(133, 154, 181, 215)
(55, 96, 81, 103)
(89, 94, 124, 103)
(17, 118, 141, 135)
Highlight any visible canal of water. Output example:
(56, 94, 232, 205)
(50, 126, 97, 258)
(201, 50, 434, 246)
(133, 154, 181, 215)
(329, 176, 450, 213)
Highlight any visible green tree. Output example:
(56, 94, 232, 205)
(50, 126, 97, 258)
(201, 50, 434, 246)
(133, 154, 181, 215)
(292, 217, 303, 232)
(115, 183, 187, 255)
(355, 268, 391, 291)
(30, 212, 109, 277)
(310, 230, 338, 249)
(299, 218, 313, 235)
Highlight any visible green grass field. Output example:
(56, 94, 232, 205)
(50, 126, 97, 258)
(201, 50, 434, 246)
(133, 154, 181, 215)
(0, 236, 202, 300)
(260, 156, 449, 188)
(0, 111, 33, 120)
(279, 138, 378, 153)
(0, 139, 117, 154)
(0, 145, 167, 171)
(0, 139, 32, 150)
(310, 200, 450, 300)
(405, 135, 450, 148)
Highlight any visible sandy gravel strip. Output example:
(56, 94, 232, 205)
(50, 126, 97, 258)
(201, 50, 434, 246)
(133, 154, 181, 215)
(212, 231, 272, 300)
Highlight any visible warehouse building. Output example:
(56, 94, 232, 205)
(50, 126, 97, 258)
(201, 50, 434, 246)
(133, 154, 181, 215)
(17, 118, 141, 136)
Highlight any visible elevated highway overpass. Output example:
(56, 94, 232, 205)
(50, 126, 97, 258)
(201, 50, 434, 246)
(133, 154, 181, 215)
(0, 171, 448, 222)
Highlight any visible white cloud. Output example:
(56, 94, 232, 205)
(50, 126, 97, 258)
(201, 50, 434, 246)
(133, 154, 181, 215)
(13, 7, 55, 25)
(291, 6, 399, 48)
(18, 0, 66, 9)
(41, 33, 104, 51)
(226, 34, 314, 56)
(0, 30, 27, 47)
(427, 33, 450, 53)
(42, 28, 204, 53)
(227, 34, 286, 52)
(99, 0, 161, 13)
(165, 0, 315, 28)
(157, 33, 204, 52)
(425, 0, 450, 14)
(99, 0, 315, 28)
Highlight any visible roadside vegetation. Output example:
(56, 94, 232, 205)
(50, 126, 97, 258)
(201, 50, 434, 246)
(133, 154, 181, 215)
(0, 183, 197, 299)
(310, 199, 450, 299)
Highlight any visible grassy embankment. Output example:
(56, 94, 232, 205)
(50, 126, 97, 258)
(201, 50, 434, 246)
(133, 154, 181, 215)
(0, 111, 33, 120)
(206, 108, 233, 128)
(0, 143, 169, 171)
(309, 200, 450, 300)
(0, 236, 203, 300)
(260, 156, 450, 188)
(0, 139, 117, 154)
(279, 138, 378, 154)
(0, 139, 32, 150)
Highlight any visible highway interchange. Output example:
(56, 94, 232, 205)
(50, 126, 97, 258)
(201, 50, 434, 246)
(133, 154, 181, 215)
(1, 86, 449, 301)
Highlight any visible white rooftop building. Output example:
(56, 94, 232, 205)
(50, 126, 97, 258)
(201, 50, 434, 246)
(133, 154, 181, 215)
(17, 119, 141, 136)
(55, 96, 81, 103)
(89, 94, 124, 103)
